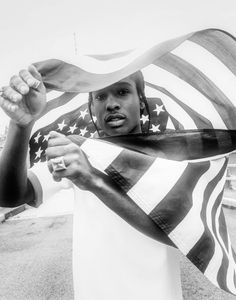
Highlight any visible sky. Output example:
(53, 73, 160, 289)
(0, 0, 236, 131)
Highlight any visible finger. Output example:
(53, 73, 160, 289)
(1, 86, 22, 103)
(45, 145, 68, 160)
(10, 75, 30, 96)
(19, 69, 41, 90)
(0, 96, 18, 113)
(49, 131, 66, 139)
(48, 135, 71, 148)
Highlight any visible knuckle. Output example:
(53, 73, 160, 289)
(19, 69, 28, 78)
(10, 75, 18, 83)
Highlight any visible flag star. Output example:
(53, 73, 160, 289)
(150, 124, 160, 133)
(89, 131, 96, 138)
(35, 147, 43, 159)
(140, 114, 149, 124)
(34, 132, 41, 143)
(79, 109, 88, 120)
(42, 133, 50, 142)
(68, 124, 78, 134)
(79, 127, 88, 136)
(58, 120, 67, 131)
(153, 104, 165, 116)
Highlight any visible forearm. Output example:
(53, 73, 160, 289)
(0, 120, 34, 206)
(89, 170, 175, 247)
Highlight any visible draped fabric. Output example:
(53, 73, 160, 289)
(30, 28, 236, 295)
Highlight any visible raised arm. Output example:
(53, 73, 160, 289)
(0, 66, 46, 207)
(46, 132, 174, 246)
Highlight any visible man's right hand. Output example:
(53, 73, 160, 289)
(0, 65, 46, 127)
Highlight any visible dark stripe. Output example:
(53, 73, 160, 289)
(190, 29, 236, 77)
(105, 149, 155, 192)
(218, 208, 229, 253)
(186, 161, 226, 273)
(102, 130, 236, 161)
(154, 52, 236, 129)
(149, 161, 210, 234)
(146, 81, 213, 130)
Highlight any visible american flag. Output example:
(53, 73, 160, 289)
(30, 28, 236, 295)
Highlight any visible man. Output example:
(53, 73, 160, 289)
(0, 65, 182, 299)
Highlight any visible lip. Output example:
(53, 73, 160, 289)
(105, 113, 126, 128)
(105, 113, 126, 122)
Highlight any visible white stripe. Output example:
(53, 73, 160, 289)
(145, 85, 197, 129)
(226, 232, 236, 293)
(168, 158, 225, 254)
(172, 40, 236, 107)
(127, 158, 188, 214)
(166, 117, 175, 130)
(143, 64, 227, 129)
(204, 159, 227, 286)
(80, 139, 123, 171)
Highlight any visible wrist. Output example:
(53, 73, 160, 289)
(10, 119, 35, 131)
(87, 168, 105, 193)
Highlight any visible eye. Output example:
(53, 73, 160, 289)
(95, 93, 106, 101)
(117, 88, 130, 97)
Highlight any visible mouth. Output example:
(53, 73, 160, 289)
(105, 114, 126, 128)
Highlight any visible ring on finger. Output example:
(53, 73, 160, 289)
(51, 156, 67, 172)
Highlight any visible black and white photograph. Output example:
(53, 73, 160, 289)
(1, 1, 236, 299)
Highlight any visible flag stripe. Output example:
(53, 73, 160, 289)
(105, 149, 155, 192)
(127, 158, 188, 214)
(204, 165, 229, 287)
(145, 85, 195, 129)
(146, 81, 213, 129)
(167, 158, 225, 255)
(190, 29, 236, 77)
(149, 161, 210, 234)
(188, 160, 227, 273)
(80, 139, 123, 171)
(172, 40, 236, 109)
(143, 64, 227, 129)
(155, 51, 236, 129)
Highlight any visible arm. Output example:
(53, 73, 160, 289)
(0, 121, 34, 207)
(0, 66, 46, 207)
(46, 132, 174, 246)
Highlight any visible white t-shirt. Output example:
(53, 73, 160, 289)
(29, 162, 183, 300)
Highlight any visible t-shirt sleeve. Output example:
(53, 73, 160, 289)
(27, 162, 73, 207)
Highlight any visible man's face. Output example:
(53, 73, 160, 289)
(91, 77, 142, 136)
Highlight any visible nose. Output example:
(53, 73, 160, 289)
(106, 94, 120, 111)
